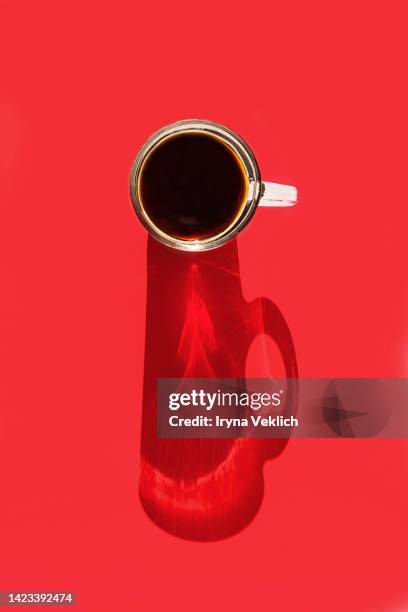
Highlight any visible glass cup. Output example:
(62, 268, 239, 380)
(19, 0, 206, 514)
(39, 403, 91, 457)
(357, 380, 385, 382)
(130, 119, 297, 251)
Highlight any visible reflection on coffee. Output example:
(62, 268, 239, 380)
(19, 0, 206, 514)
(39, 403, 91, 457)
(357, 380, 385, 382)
(139, 132, 248, 241)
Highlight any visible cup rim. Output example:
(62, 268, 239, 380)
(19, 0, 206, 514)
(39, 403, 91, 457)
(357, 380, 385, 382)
(129, 119, 262, 251)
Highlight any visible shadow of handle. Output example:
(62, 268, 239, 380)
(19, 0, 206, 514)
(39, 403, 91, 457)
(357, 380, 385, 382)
(249, 297, 299, 456)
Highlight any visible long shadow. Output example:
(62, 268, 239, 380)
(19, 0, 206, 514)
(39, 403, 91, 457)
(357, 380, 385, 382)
(139, 236, 298, 540)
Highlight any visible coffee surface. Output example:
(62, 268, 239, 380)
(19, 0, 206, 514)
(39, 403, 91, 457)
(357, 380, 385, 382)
(139, 132, 247, 241)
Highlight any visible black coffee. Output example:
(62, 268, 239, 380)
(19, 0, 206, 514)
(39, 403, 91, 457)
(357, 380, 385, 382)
(139, 132, 247, 241)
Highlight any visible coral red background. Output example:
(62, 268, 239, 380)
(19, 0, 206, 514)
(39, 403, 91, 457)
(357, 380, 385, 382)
(1, 1, 407, 610)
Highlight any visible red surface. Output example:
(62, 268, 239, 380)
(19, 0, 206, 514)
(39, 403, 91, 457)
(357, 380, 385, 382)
(1, 1, 407, 610)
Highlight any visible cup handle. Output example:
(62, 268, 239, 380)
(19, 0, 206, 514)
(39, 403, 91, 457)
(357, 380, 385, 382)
(259, 182, 297, 207)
